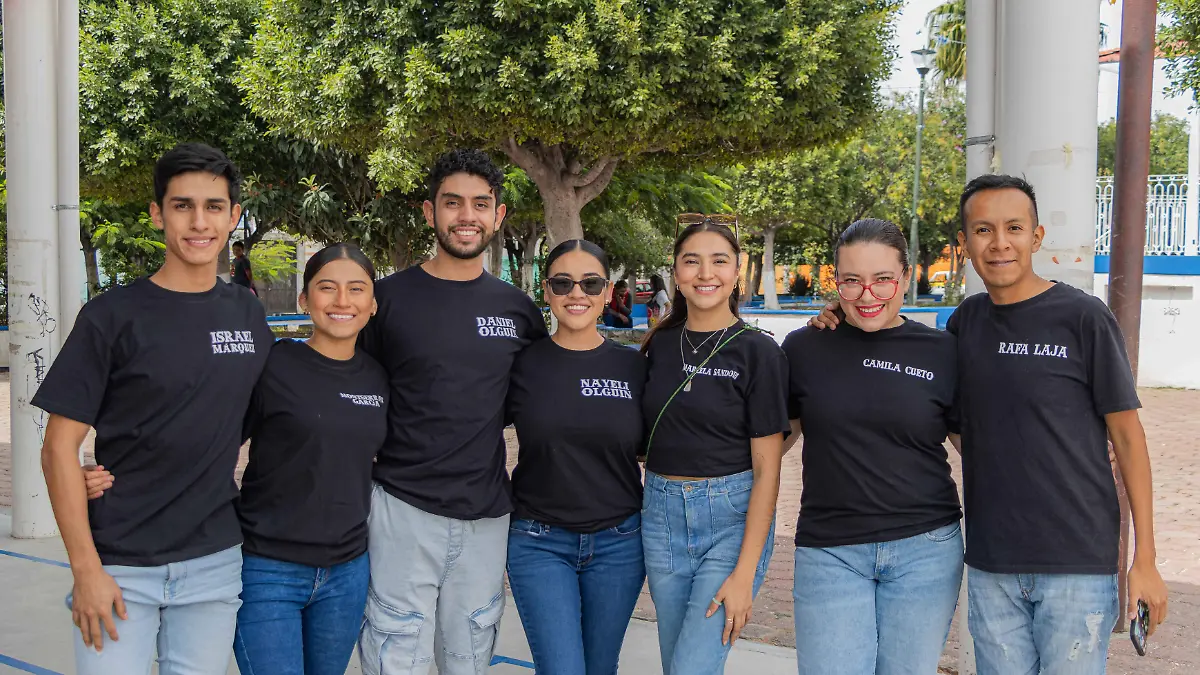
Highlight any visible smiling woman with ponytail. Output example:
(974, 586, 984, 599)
(638, 220, 788, 674)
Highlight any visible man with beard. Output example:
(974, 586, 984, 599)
(357, 149, 548, 674)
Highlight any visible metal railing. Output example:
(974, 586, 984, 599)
(1095, 174, 1192, 255)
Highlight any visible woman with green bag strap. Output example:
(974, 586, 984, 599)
(638, 218, 788, 674)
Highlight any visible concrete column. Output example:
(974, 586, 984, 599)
(1186, 104, 1200, 256)
(5, 0, 63, 538)
(57, 0, 86, 336)
(963, 0, 997, 301)
(992, 0, 1101, 294)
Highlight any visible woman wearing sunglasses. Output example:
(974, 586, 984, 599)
(85, 244, 389, 675)
(505, 239, 648, 674)
(781, 219, 962, 675)
(639, 219, 788, 674)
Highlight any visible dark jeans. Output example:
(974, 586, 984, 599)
(233, 552, 370, 675)
(506, 513, 646, 675)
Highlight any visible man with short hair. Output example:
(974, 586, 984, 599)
(357, 149, 548, 675)
(230, 240, 254, 292)
(36, 143, 272, 674)
(949, 174, 1168, 673)
(808, 174, 1169, 672)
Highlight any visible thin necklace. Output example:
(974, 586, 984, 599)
(684, 326, 723, 355)
(680, 324, 729, 392)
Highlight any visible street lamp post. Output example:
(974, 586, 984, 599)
(908, 48, 935, 306)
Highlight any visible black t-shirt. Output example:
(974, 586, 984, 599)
(642, 321, 789, 477)
(31, 278, 272, 566)
(947, 282, 1140, 574)
(507, 338, 647, 533)
(237, 339, 388, 567)
(359, 266, 548, 520)
(232, 256, 252, 287)
(783, 320, 961, 548)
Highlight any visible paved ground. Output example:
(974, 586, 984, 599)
(1, 374, 1197, 672)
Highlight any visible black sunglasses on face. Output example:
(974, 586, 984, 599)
(547, 277, 608, 296)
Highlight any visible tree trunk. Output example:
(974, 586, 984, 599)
(747, 255, 763, 307)
(500, 138, 619, 247)
(505, 236, 523, 290)
(520, 229, 542, 297)
(79, 225, 100, 297)
(488, 227, 505, 278)
(763, 225, 781, 310)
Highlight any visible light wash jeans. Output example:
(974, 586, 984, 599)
(69, 545, 243, 675)
(968, 567, 1119, 675)
(792, 522, 964, 674)
(358, 484, 509, 675)
(641, 470, 775, 675)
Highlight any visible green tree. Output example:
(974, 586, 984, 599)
(1162, 0, 1200, 98)
(926, 1, 965, 83)
(1097, 113, 1191, 176)
(239, 0, 900, 246)
(734, 89, 966, 307)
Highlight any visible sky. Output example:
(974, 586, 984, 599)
(878, 0, 1195, 123)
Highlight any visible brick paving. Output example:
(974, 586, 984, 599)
(2, 373, 1197, 671)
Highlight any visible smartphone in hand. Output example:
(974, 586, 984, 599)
(1130, 600, 1149, 656)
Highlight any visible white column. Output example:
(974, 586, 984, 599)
(57, 0, 86, 338)
(993, 0, 1101, 294)
(963, 0, 998, 303)
(5, 0, 63, 538)
(1186, 102, 1200, 256)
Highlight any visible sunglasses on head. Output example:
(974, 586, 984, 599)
(547, 276, 609, 296)
(675, 213, 740, 240)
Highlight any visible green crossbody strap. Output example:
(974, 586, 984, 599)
(642, 325, 753, 459)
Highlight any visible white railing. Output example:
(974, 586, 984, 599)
(1095, 174, 1193, 255)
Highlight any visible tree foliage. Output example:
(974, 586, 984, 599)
(926, 1, 965, 83)
(239, 0, 900, 244)
(733, 89, 966, 305)
(1162, 0, 1200, 100)
(1097, 113, 1191, 176)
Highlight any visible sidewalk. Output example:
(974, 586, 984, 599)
(0, 510, 797, 675)
(2, 377, 1198, 672)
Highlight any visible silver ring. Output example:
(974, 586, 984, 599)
(726, 619, 734, 623)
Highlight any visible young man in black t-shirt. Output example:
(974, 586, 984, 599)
(231, 240, 254, 293)
(948, 175, 1168, 672)
(356, 149, 548, 675)
(34, 144, 272, 674)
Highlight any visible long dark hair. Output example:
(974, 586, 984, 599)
(301, 243, 377, 293)
(544, 239, 610, 276)
(641, 222, 741, 352)
(834, 219, 910, 272)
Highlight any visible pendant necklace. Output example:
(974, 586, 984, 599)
(680, 324, 728, 392)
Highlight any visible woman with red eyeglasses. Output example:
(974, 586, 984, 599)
(780, 219, 964, 675)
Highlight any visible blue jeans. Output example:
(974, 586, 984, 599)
(792, 522, 964, 674)
(506, 513, 646, 675)
(641, 470, 775, 675)
(968, 568, 1119, 675)
(69, 545, 242, 675)
(233, 552, 370, 675)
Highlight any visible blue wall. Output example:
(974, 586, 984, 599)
(1094, 255, 1200, 275)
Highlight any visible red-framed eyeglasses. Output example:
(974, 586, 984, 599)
(836, 279, 901, 301)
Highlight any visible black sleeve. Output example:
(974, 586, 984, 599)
(743, 339, 790, 439)
(1084, 300, 1141, 415)
(521, 295, 549, 341)
(945, 304, 961, 336)
(357, 297, 386, 364)
(241, 381, 265, 444)
(30, 313, 113, 426)
(781, 332, 804, 420)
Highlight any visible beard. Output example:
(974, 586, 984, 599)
(434, 213, 497, 261)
